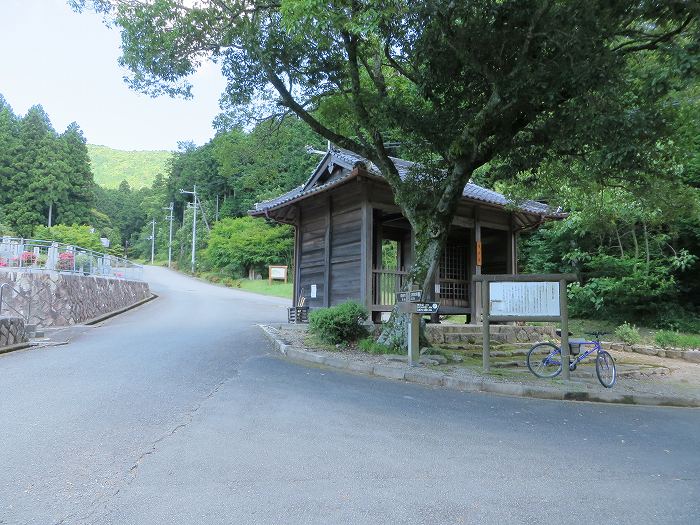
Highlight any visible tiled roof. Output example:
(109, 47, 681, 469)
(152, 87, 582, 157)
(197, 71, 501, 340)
(252, 147, 562, 218)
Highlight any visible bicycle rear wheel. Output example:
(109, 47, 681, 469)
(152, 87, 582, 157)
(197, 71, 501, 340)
(526, 342, 562, 378)
(595, 350, 616, 388)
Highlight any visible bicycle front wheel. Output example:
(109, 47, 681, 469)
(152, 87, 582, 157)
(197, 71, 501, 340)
(527, 342, 562, 378)
(596, 350, 616, 388)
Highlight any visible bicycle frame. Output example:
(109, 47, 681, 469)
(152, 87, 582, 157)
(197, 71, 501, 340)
(544, 340, 602, 369)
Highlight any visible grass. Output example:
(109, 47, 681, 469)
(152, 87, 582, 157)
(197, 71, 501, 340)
(199, 272, 293, 299)
(654, 330, 700, 349)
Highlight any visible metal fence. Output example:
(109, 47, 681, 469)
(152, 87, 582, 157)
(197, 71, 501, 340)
(0, 237, 143, 281)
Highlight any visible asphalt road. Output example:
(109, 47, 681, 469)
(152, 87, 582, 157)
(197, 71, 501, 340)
(1, 267, 698, 525)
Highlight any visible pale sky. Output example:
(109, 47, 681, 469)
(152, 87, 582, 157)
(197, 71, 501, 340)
(0, 0, 227, 151)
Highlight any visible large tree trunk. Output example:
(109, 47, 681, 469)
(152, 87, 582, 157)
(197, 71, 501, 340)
(376, 203, 454, 350)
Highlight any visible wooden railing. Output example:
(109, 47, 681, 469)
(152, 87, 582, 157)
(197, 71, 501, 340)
(372, 268, 409, 307)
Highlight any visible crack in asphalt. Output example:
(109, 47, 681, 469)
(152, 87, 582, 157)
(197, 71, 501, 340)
(50, 367, 245, 525)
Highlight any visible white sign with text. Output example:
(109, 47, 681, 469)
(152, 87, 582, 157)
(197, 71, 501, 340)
(489, 281, 560, 317)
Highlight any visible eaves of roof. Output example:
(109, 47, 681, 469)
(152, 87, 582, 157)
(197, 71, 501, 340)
(250, 148, 565, 220)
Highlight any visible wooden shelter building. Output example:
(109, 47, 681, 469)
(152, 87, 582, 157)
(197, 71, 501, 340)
(250, 148, 562, 322)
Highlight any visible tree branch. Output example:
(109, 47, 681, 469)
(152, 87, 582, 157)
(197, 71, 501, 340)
(613, 14, 694, 54)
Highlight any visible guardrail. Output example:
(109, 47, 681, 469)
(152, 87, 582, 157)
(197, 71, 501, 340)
(0, 237, 143, 281)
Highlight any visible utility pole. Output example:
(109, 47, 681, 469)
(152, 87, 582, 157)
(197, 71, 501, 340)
(150, 219, 156, 264)
(163, 202, 174, 268)
(180, 184, 198, 274)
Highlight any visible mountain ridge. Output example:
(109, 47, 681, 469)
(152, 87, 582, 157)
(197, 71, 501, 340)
(88, 144, 172, 189)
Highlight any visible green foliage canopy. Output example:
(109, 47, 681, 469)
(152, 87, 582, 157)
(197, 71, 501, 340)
(34, 224, 104, 252)
(203, 216, 293, 277)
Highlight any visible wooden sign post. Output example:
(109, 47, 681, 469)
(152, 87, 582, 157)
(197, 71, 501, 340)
(473, 274, 577, 378)
(396, 289, 439, 366)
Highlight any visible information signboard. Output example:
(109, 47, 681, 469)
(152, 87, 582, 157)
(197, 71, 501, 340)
(396, 290, 422, 303)
(474, 273, 576, 378)
(415, 302, 439, 314)
(489, 282, 560, 317)
(268, 265, 288, 284)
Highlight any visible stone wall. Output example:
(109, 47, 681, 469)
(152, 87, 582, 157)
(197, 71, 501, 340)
(424, 324, 555, 345)
(0, 271, 150, 327)
(0, 316, 27, 347)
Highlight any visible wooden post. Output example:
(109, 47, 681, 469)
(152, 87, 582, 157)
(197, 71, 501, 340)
(560, 278, 570, 380)
(293, 208, 302, 307)
(359, 185, 373, 311)
(506, 216, 514, 274)
(408, 313, 420, 366)
(324, 197, 331, 307)
(482, 279, 490, 372)
(474, 208, 482, 324)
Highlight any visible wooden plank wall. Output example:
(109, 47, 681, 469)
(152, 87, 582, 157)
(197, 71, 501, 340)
(329, 185, 363, 305)
(298, 201, 327, 307)
(297, 182, 364, 308)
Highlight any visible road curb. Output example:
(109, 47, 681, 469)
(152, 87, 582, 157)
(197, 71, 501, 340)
(0, 295, 158, 357)
(0, 341, 34, 356)
(84, 293, 158, 326)
(257, 325, 700, 408)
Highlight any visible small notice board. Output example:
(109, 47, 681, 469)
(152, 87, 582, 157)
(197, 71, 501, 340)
(268, 265, 288, 284)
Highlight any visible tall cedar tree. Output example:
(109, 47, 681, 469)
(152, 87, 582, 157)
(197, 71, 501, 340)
(0, 97, 94, 236)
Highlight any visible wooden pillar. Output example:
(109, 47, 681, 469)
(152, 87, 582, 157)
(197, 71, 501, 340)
(506, 215, 514, 275)
(293, 206, 302, 307)
(472, 207, 482, 324)
(324, 196, 332, 307)
(359, 182, 373, 310)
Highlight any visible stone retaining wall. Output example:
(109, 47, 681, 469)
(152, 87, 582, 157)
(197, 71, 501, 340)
(603, 341, 700, 363)
(0, 270, 150, 328)
(0, 316, 27, 347)
(424, 324, 555, 345)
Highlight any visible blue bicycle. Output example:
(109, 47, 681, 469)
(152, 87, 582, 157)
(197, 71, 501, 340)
(526, 330, 616, 388)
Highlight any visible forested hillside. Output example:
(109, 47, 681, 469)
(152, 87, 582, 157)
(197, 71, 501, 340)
(92, 117, 324, 268)
(87, 144, 172, 189)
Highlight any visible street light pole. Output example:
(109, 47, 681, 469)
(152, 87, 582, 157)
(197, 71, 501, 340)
(163, 202, 174, 268)
(180, 185, 198, 274)
(150, 218, 156, 264)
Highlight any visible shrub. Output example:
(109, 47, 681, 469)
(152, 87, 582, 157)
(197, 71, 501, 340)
(357, 337, 393, 354)
(654, 330, 700, 349)
(654, 330, 681, 349)
(309, 301, 368, 345)
(57, 251, 75, 271)
(34, 224, 104, 252)
(615, 322, 641, 345)
(20, 251, 37, 264)
(0, 223, 16, 237)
